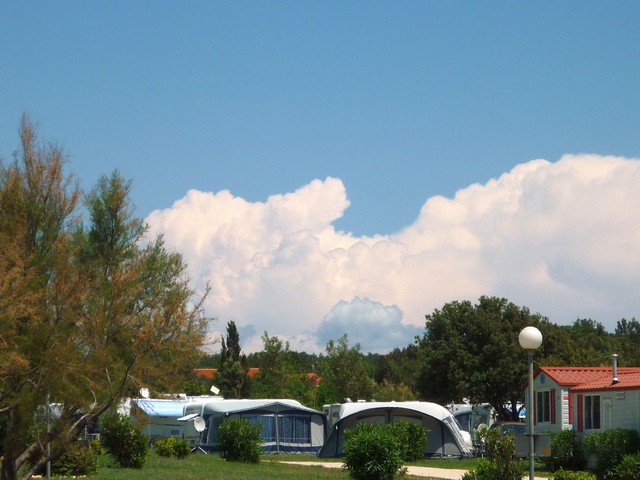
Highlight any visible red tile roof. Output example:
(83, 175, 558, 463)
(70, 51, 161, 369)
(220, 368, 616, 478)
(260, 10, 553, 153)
(193, 368, 216, 380)
(538, 366, 640, 391)
(193, 368, 320, 385)
(193, 367, 261, 379)
(572, 371, 640, 392)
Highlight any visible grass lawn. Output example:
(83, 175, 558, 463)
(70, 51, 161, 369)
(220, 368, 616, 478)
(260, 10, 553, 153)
(48, 452, 487, 480)
(23, 453, 555, 479)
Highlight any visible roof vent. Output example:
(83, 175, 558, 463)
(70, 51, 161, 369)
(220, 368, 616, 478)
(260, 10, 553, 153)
(612, 354, 619, 385)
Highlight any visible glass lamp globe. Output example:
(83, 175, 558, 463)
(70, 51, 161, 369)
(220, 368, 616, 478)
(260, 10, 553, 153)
(519, 326, 543, 350)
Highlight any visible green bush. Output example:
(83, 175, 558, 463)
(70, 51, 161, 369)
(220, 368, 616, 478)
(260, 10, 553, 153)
(552, 468, 597, 480)
(388, 421, 429, 461)
(549, 429, 586, 471)
(154, 437, 191, 459)
(615, 453, 640, 480)
(50, 440, 103, 477)
(100, 414, 149, 468)
(343, 423, 406, 480)
(462, 429, 526, 480)
(462, 458, 500, 480)
(583, 429, 640, 480)
(218, 418, 262, 463)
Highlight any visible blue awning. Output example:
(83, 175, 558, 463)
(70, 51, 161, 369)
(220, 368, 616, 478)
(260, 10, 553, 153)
(132, 399, 186, 417)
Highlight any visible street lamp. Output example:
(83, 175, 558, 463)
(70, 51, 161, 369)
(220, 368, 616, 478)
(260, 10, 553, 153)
(519, 326, 543, 480)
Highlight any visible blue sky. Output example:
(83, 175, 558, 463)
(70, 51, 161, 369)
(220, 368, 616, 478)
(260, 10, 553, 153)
(3, 2, 640, 353)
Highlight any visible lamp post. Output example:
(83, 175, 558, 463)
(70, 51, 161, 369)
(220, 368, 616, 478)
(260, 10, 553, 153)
(519, 326, 543, 480)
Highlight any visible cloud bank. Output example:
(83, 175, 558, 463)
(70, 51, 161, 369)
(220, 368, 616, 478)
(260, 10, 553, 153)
(146, 155, 640, 353)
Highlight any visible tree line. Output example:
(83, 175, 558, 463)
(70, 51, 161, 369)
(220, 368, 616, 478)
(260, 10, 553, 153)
(189, 302, 640, 421)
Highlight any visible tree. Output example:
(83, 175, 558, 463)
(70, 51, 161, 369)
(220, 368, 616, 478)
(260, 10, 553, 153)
(614, 318, 640, 366)
(543, 319, 614, 367)
(217, 321, 249, 398)
(316, 335, 375, 405)
(417, 296, 552, 420)
(251, 332, 291, 398)
(373, 345, 421, 398)
(0, 116, 207, 480)
(250, 332, 317, 405)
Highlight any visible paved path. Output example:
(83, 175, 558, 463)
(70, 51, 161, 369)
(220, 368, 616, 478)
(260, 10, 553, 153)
(279, 461, 467, 479)
(278, 461, 547, 480)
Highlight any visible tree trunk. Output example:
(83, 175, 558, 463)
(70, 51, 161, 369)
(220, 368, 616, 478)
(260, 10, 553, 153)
(1, 455, 18, 480)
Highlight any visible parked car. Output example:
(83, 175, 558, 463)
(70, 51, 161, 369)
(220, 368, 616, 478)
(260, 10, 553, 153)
(489, 421, 526, 436)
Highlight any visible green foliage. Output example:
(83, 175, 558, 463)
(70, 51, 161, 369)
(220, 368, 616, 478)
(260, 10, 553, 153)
(51, 440, 103, 477)
(388, 421, 428, 461)
(583, 429, 640, 480)
(373, 345, 421, 397)
(343, 423, 406, 480)
(549, 429, 586, 471)
(218, 321, 250, 398)
(218, 418, 262, 464)
(552, 469, 597, 480)
(316, 335, 375, 405)
(0, 117, 207, 480)
(614, 318, 640, 366)
(100, 414, 149, 469)
(373, 380, 417, 402)
(154, 437, 191, 459)
(543, 319, 614, 367)
(462, 429, 526, 480)
(251, 332, 315, 402)
(461, 459, 499, 480)
(615, 453, 640, 480)
(418, 296, 551, 419)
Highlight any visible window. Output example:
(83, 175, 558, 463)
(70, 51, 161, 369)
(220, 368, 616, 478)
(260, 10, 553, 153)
(242, 414, 276, 442)
(584, 395, 601, 430)
(536, 390, 551, 423)
(277, 414, 311, 444)
(206, 416, 223, 445)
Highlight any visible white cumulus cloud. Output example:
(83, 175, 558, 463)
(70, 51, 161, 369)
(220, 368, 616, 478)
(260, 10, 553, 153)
(146, 155, 640, 354)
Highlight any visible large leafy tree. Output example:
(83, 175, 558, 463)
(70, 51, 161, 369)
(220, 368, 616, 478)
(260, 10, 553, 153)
(316, 335, 375, 405)
(417, 296, 552, 420)
(0, 116, 207, 480)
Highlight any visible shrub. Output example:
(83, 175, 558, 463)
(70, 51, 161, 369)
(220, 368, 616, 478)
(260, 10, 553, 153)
(583, 429, 640, 480)
(100, 413, 149, 468)
(388, 421, 429, 461)
(552, 468, 597, 480)
(462, 429, 526, 480)
(343, 423, 406, 480)
(154, 437, 191, 459)
(218, 418, 262, 463)
(549, 429, 586, 471)
(462, 459, 499, 480)
(615, 453, 640, 480)
(50, 440, 102, 477)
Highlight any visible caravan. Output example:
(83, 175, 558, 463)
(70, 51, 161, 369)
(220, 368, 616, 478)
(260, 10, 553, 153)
(125, 395, 223, 448)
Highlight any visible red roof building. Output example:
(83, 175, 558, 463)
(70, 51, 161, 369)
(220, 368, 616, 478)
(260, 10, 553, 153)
(531, 361, 640, 436)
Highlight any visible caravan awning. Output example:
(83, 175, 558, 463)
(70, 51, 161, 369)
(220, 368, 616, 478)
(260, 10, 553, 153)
(132, 399, 187, 417)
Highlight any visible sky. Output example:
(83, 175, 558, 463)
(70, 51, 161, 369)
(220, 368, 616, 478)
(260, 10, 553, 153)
(2, 2, 640, 354)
